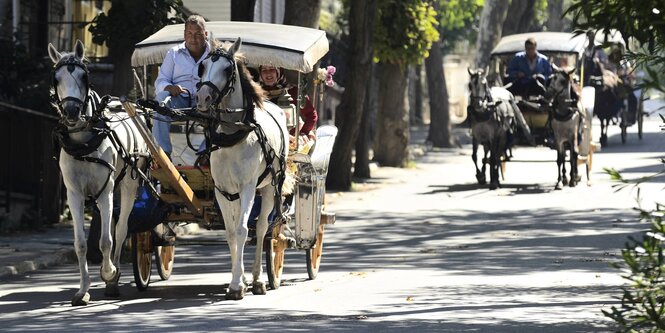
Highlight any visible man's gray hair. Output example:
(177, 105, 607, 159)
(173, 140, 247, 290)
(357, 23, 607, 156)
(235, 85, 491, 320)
(186, 15, 206, 30)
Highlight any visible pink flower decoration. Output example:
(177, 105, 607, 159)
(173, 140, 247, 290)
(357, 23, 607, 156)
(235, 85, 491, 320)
(325, 65, 336, 87)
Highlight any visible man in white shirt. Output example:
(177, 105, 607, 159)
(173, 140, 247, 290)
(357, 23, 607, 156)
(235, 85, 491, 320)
(153, 15, 210, 157)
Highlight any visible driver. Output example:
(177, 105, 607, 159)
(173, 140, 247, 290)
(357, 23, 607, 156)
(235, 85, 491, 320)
(507, 37, 552, 99)
(153, 15, 210, 158)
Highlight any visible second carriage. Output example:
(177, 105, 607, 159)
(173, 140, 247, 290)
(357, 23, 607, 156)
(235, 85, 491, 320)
(124, 21, 337, 291)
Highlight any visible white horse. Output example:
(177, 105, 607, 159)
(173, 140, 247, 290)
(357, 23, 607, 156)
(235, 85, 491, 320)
(544, 66, 586, 189)
(467, 68, 532, 190)
(49, 40, 149, 305)
(196, 38, 290, 300)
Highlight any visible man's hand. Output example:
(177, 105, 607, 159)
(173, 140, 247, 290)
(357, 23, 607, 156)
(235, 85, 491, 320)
(165, 84, 185, 96)
(516, 71, 525, 79)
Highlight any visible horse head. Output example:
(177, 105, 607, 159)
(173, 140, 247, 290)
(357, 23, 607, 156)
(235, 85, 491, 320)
(468, 68, 491, 110)
(196, 38, 243, 112)
(48, 40, 90, 126)
(545, 66, 575, 102)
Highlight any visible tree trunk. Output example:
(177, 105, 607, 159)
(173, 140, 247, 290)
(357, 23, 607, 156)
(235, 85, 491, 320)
(425, 39, 454, 148)
(353, 63, 375, 179)
(110, 45, 133, 96)
(283, 0, 321, 28)
(502, 0, 537, 35)
(373, 62, 409, 167)
(414, 64, 423, 125)
(327, 0, 376, 191)
(474, 0, 510, 68)
(231, 0, 256, 21)
(546, 0, 564, 32)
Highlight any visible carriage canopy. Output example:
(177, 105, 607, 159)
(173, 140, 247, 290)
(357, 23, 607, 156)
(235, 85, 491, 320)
(132, 21, 329, 73)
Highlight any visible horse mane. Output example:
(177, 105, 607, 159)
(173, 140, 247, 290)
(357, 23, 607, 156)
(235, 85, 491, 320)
(212, 40, 266, 109)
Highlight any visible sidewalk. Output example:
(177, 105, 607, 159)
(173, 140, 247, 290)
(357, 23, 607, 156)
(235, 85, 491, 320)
(0, 219, 200, 280)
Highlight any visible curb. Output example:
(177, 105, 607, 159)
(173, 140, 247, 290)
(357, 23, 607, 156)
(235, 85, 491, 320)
(0, 248, 77, 280)
(0, 222, 202, 280)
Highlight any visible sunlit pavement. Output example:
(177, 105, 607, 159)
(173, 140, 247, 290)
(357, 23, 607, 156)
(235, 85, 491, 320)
(0, 101, 662, 332)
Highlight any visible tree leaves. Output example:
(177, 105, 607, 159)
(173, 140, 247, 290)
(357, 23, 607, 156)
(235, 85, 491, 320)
(373, 0, 440, 66)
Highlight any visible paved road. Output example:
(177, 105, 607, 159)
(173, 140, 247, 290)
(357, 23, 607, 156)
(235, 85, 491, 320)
(0, 102, 663, 332)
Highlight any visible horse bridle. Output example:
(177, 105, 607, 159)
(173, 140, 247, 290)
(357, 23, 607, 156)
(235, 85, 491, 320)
(196, 48, 237, 110)
(469, 74, 493, 111)
(51, 55, 91, 117)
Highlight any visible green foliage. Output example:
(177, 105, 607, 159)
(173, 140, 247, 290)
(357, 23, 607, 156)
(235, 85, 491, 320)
(565, 0, 665, 92)
(373, 0, 440, 66)
(437, 0, 483, 52)
(88, 0, 185, 50)
(0, 38, 50, 110)
(602, 199, 665, 332)
(602, 116, 665, 331)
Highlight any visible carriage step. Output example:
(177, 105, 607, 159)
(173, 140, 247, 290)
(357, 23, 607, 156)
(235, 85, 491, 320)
(320, 211, 336, 225)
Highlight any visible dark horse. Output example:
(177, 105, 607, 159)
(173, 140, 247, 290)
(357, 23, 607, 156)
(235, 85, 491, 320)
(545, 66, 587, 189)
(468, 68, 531, 190)
(583, 53, 622, 147)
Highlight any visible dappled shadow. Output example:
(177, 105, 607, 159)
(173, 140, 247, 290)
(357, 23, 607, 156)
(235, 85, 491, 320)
(597, 131, 663, 154)
(323, 207, 640, 276)
(424, 183, 551, 195)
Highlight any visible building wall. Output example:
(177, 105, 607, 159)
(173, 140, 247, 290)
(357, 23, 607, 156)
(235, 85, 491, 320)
(183, 0, 231, 21)
(254, 0, 285, 23)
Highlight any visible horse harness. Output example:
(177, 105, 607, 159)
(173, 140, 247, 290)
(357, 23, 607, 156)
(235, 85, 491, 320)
(51, 57, 152, 203)
(469, 76, 503, 123)
(198, 48, 288, 204)
(548, 73, 581, 122)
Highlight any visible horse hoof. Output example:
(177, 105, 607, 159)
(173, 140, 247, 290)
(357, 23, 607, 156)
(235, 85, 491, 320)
(489, 184, 498, 190)
(104, 283, 120, 297)
(252, 281, 267, 295)
(71, 293, 91, 306)
(562, 179, 568, 186)
(100, 267, 118, 283)
(555, 184, 562, 190)
(226, 287, 245, 300)
(476, 174, 486, 185)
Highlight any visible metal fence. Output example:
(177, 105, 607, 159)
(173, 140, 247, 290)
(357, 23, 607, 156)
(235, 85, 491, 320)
(0, 102, 63, 230)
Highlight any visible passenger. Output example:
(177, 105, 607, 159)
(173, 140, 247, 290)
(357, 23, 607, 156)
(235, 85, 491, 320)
(153, 15, 210, 157)
(507, 37, 552, 99)
(258, 65, 318, 151)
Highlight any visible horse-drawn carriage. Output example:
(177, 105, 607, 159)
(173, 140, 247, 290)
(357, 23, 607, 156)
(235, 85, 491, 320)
(127, 21, 338, 295)
(489, 31, 644, 147)
(50, 22, 337, 305)
(484, 32, 598, 188)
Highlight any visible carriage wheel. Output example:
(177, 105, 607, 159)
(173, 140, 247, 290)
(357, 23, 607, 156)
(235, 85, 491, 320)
(154, 223, 175, 280)
(265, 223, 286, 290)
(131, 231, 152, 291)
(637, 97, 644, 140)
(155, 245, 175, 280)
(306, 224, 325, 280)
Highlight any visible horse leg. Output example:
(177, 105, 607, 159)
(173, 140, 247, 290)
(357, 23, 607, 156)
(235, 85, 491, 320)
(251, 186, 274, 296)
(555, 150, 564, 190)
(472, 139, 485, 185)
(67, 191, 91, 306)
(600, 119, 608, 146)
(561, 150, 568, 186)
(480, 146, 489, 185)
(489, 142, 500, 190)
(103, 176, 138, 297)
(569, 148, 578, 187)
(226, 186, 255, 300)
(98, 188, 118, 284)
